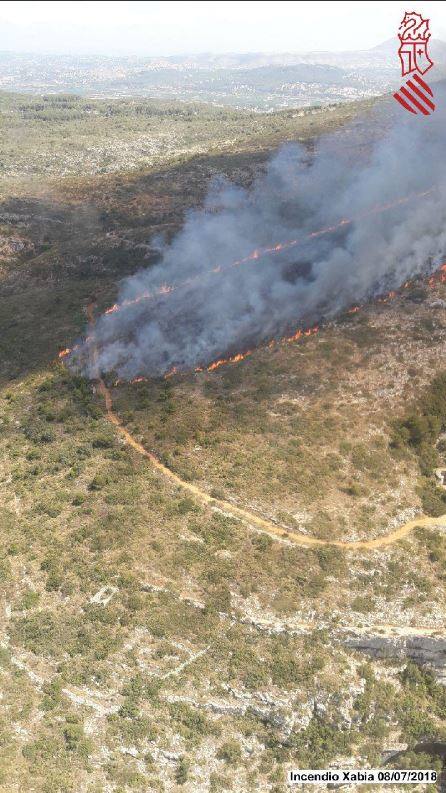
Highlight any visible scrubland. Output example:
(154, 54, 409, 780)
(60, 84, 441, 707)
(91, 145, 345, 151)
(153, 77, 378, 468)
(1, 90, 445, 791)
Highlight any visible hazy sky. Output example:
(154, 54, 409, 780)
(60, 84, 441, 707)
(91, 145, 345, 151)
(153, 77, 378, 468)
(1, 1, 446, 57)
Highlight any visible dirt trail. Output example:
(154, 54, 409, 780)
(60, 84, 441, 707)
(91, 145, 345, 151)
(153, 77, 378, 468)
(87, 304, 446, 551)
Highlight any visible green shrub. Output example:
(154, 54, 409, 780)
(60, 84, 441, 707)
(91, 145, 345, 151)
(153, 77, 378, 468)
(92, 435, 114, 449)
(41, 678, 64, 711)
(175, 756, 190, 784)
(418, 480, 446, 517)
(169, 702, 212, 742)
(89, 473, 108, 491)
(20, 590, 40, 610)
(290, 717, 353, 767)
(217, 740, 242, 765)
(389, 750, 441, 773)
(176, 497, 196, 514)
(390, 372, 446, 515)
(63, 719, 91, 757)
(351, 595, 374, 613)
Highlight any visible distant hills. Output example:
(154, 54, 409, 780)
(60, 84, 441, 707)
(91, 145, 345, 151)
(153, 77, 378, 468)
(128, 38, 446, 70)
(1, 40, 445, 111)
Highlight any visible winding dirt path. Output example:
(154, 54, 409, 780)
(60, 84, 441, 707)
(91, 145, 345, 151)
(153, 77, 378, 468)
(88, 304, 446, 551)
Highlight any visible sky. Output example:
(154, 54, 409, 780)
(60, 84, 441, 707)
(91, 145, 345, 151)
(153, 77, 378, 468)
(1, 1, 446, 57)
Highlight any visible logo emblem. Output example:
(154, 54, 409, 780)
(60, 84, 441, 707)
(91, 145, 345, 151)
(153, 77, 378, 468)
(393, 11, 435, 115)
(398, 11, 433, 75)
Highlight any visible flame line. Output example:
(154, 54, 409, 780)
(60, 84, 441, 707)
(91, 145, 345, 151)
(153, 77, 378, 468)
(101, 187, 435, 318)
(86, 301, 446, 550)
(60, 188, 440, 378)
(60, 261, 446, 381)
(172, 261, 446, 377)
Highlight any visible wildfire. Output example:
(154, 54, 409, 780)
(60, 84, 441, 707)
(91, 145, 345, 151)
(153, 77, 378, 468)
(105, 303, 119, 315)
(186, 323, 321, 377)
(56, 341, 84, 363)
(130, 376, 148, 384)
(428, 262, 446, 287)
(57, 257, 446, 385)
(55, 185, 443, 385)
(377, 290, 397, 304)
(205, 349, 255, 373)
(285, 325, 319, 343)
(105, 290, 154, 315)
(163, 261, 446, 380)
(100, 187, 436, 320)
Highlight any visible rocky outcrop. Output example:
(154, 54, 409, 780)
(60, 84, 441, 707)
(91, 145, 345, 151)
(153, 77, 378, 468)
(345, 633, 446, 675)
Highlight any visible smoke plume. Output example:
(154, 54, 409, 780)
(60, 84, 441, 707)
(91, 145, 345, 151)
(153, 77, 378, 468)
(77, 92, 446, 380)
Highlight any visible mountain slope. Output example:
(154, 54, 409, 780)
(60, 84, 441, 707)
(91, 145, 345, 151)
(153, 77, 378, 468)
(1, 92, 446, 791)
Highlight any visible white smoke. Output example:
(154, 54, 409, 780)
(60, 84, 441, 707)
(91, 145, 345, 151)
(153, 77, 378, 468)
(76, 92, 446, 380)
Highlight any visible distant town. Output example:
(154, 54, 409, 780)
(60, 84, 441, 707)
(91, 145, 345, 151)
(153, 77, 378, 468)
(0, 43, 430, 110)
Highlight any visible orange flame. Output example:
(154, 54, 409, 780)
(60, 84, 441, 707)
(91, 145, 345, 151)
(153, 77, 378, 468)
(101, 187, 436, 319)
(428, 263, 446, 288)
(377, 290, 397, 304)
(130, 376, 148, 384)
(188, 323, 321, 377)
(59, 259, 446, 384)
(205, 349, 254, 373)
(165, 261, 446, 380)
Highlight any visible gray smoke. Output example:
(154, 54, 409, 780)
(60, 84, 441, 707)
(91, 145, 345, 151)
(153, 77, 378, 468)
(77, 93, 446, 380)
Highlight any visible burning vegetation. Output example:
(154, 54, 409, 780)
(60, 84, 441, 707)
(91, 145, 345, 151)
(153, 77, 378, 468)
(4, 87, 446, 793)
(61, 90, 446, 386)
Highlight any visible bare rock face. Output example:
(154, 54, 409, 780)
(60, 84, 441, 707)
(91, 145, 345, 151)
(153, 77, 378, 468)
(345, 633, 446, 675)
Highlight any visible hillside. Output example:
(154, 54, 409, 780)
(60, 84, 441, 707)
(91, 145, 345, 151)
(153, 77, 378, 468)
(0, 90, 381, 187)
(1, 91, 446, 792)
